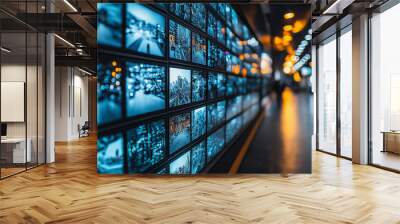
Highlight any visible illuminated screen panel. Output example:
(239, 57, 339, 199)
(97, 133, 124, 174)
(191, 70, 206, 103)
(169, 3, 190, 21)
(126, 62, 166, 117)
(191, 141, 206, 174)
(169, 112, 191, 154)
(98, 3, 122, 47)
(192, 106, 206, 140)
(97, 59, 123, 125)
(125, 4, 166, 57)
(207, 127, 225, 161)
(170, 151, 191, 174)
(169, 67, 191, 108)
(127, 119, 166, 173)
(192, 32, 206, 65)
(191, 3, 206, 32)
(169, 20, 191, 61)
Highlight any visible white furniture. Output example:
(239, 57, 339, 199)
(1, 82, 25, 122)
(1, 138, 31, 163)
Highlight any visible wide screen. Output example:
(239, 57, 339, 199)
(169, 112, 191, 154)
(125, 4, 165, 57)
(126, 62, 165, 117)
(169, 20, 191, 61)
(98, 3, 122, 47)
(127, 119, 166, 173)
(169, 67, 191, 107)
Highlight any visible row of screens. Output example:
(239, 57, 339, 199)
(98, 3, 257, 69)
(97, 103, 260, 174)
(97, 59, 261, 126)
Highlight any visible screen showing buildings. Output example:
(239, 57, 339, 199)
(208, 72, 218, 100)
(207, 103, 218, 131)
(192, 32, 206, 65)
(98, 3, 122, 47)
(192, 106, 206, 140)
(125, 4, 165, 57)
(169, 67, 191, 107)
(97, 133, 124, 174)
(191, 4, 206, 32)
(169, 151, 191, 174)
(217, 100, 226, 123)
(191, 70, 206, 102)
(127, 119, 166, 173)
(207, 127, 225, 161)
(97, 60, 122, 125)
(169, 112, 191, 154)
(169, 3, 190, 22)
(126, 62, 165, 117)
(208, 41, 217, 68)
(169, 20, 191, 61)
(191, 141, 206, 174)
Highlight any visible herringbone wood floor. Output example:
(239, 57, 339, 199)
(0, 135, 400, 224)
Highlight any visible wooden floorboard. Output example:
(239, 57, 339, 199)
(0, 135, 400, 224)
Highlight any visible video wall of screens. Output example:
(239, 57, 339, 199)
(98, 3, 265, 174)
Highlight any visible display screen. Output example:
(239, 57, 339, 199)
(208, 72, 218, 100)
(191, 4, 206, 31)
(217, 3, 227, 18)
(169, 112, 191, 154)
(217, 100, 226, 123)
(169, 67, 191, 107)
(169, 3, 190, 21)
(98, 3, 122, 47)
(169, 20, 191, 61)
(226, 96, 242, 120)
(226, 27, 234, 49)
(97, 133, 124, 174)
(97, 60, 123, 125)
(191, 70, 206, 102)
(217, 20, 225, 45)
(192, 106, 206, 140)
(127, 119, 166, 173)
(191, 141, 206, 174)
(126, 62, 165, 117)
(207, 127, 225, 161)
(170, 151, 191, 174)
(226, 116, 242, 142)
(217, 73, 226, 97)
(208, 41, 217, 68)
(125, 4, 165, 57)
(207, 103, 218, 131)
(207, 12, 217, 38)
(226, 75, 239, 96)
(192, 32, 206, 65)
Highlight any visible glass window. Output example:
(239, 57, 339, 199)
(339, 28, 352, 158)
(317, 36, 337, 154)
(371, 4, 400, 171)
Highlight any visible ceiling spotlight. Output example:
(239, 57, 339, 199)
(54, 34, 75, 48)
(63, 0, 78, 12)
(1, 47, 11, 53)
(284, 12, 295, 20)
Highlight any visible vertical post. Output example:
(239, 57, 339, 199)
(352, 14, 369, 164)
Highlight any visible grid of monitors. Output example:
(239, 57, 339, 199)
(98, 3, 266, 174)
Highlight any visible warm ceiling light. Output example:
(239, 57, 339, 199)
(54, 34, 75, 48)
(283, 25, 293, 32)
(284, 12, 295, 19)
(63, 0, 78, 12)
(283, 35, 293, 42)
(1, 47, 11, 53)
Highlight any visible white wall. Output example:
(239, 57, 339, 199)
(55, 67, 89, 141)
